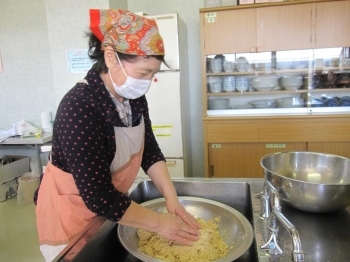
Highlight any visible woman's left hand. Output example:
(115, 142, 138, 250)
(166, 198, 201, 230)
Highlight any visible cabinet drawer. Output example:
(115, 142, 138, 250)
(313, 121, 350, 142)
(206, 122, 259, 142)
(260, 121, 314, 142)
(308, 142, 350, 159)
(208, 142, 307, 178)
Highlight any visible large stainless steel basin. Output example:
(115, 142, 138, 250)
(58, 179, 258, 262)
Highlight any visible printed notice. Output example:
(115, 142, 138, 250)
(152, 125, 173, 137)
(66, 49, 94, 74)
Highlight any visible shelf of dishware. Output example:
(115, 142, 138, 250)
(204, 47, 350, 116)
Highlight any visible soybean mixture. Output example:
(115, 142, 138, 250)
(137, 217, 229, 262)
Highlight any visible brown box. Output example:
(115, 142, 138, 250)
(0, 155, 30, 201)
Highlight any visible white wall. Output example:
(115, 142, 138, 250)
(0, 0, 55, 128)
(0, 0, 206, 177)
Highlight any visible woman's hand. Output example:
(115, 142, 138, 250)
(156, 213, 200, 245)
(166, 197, 201, 230)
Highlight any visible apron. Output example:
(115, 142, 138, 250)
(36, 115, 145, 247)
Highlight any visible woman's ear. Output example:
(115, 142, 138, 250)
(104, 47, 118, 68)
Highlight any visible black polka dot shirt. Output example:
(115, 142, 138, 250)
(47, 68, 165, 222)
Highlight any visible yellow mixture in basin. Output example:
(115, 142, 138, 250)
(137, 217, 229, 262)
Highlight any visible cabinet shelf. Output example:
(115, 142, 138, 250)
(310, 88, 350, 93)
(206, 68, 309, 76)
(208, 89, 307, 97)
(207, 67, 350, 77)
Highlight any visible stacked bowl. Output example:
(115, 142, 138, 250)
(223, 60, 235, 72)
(223, 76, 236, 92)
(280, 74, 303, 90)
(235, 77, 250, 92)
(208, 76, 222, 93)
(251, 75, 279, 92)
(209, 57, 223, 73)
(276, 97, 305, 108)
(208, 98, 230, 110)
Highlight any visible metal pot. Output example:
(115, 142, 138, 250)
(261, 151, 350, 213)
(118, 197, 254, 262)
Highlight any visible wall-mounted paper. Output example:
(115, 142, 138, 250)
(66, 49, 93, 74)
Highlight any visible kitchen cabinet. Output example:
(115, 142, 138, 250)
(208, 142, 307, 178)
(256, 4, 313, 52)
(315, 0, 350, 48)
(204, 116, 350, 178)
(201, 8, 257, 55)
(200, 2, 313, 54)
(200, 0, 350, 178)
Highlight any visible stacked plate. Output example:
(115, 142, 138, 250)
(251, 76, 279, 91)
(208, 98, 230, 110)
(277, 97, 305, 108)
(277, 61, 293, 70)
(292, 61, 308, 69)
(249, 99, 277, 108)
(255, 62, 272, 71)
(280, 74, 303, 90)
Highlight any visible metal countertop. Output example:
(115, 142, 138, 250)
(55, 178, 350, 262)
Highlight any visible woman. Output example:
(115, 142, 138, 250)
(36, 9, 200, 261)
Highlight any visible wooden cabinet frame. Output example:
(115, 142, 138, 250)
(203, 116, 350, 178)
(200, 0, 350, 178)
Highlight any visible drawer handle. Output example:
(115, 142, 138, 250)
(166, 160, 177, 166)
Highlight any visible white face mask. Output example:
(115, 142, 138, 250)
(109, 54, 152, 99)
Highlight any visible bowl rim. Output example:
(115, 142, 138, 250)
(118, 196, 254, 262)
(261, 151, 350, 186)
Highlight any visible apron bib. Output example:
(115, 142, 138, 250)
(36, 114, 145, 246)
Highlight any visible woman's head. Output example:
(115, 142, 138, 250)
(87, 9, 166, 74)
(87, 33, 166, 74)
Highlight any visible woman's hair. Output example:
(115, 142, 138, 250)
(86, 32, 168, 73)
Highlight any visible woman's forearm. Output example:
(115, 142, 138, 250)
(146, 161, 178, 201)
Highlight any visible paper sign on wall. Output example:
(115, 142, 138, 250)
(66, 49, 94, 74)
(152, 125, 173, 137)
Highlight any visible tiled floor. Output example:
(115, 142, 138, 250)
(0, 196, 44, 262)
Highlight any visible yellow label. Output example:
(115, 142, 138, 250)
(156, 134, 172, 137)
(152, 125, 173, 129)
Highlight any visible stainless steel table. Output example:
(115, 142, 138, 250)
(0, 133, 52, 175)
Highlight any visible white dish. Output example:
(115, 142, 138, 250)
(236, 57, 249, 72)
(249, 99, 277, 108)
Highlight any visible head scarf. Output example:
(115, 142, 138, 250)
(89, 9, 165, 56)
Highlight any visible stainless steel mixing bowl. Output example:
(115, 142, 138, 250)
(118, 196, 254, 262)
(261, 151, 350, 213)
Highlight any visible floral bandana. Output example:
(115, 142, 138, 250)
(89, 9, 165, 56)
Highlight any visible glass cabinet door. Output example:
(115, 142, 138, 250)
(205, 47, 350, 116)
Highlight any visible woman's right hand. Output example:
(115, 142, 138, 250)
(155, 213, 200, 245)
